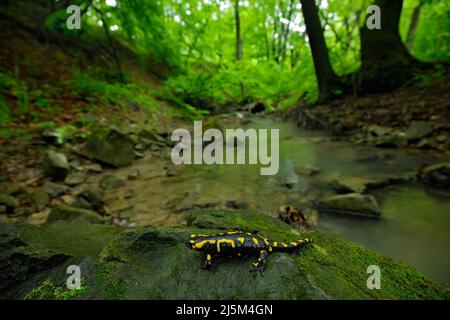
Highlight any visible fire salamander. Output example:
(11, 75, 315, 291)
(184, 231, 313, 275)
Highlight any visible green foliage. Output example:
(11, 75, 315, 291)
(24, 279, 87, 300)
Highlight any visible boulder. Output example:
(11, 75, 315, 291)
(418, 162, 450, 190)
(43, 151, 69, 181)
(46, 204, 104, 224)
(83, 128, 134, 168)
(42, 181, 69, 198)
(406, 121, 433, 141)
(317, 193, 381, 218)
(1, 210, 448, 299)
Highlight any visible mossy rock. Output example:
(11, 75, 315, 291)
(2, 210, 448, 299)
(83, 128, 134, 168)
(93, 210, 448, 299)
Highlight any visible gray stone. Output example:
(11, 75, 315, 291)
(46, 204, 104, 224)
(83, 128, 135, 168)
(406, 121, 433, 141)
(317, 193, 381, 218)
(43, 150, 69, 181)
(64, 172, 86, 186)
(418, 162, 450, 190)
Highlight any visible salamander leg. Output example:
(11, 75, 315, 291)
(249, 250, 268, 277)
(201, 252, 214, 269)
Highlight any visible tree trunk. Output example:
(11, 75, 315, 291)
(406, 5, 421, 51)
(235, 0, 243, 61)
(300, 0, 340, 102)
(357, 0, 421, 94)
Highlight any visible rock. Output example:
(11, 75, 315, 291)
(139, 129, 168, 146)
(43, 150, 69, 181)
(42, 181, 69, 197)
(100, 175, 126, 190)
(406, 121, 433, 141)
(0, 194, 20, 210)
(64, 172, 86, 186)
(127, 169, 140, 181)
(46, 204, 104, 224)
(30, 190, 49, 211)
(84, 164, 102, 173)
(83, 128, 135, 168)
(0, 205, 7, 214)
(0, 226, 70, 292)
(418, 162, 450, 190)
(295, 165, 320, 176)
(373, 133, 408, 148)
(331, 174, 413, 194)
(94, 210, 448, 299)
(436, 134, 447, 143)
(317, 193, 381, 218)
(367, 125, 388, 137)
(61, 195, 76, 206)
(77, 187, 105, 211)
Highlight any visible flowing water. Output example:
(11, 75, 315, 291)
(106, 116, 450, 285)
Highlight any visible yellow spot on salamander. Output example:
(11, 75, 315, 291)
(273, 242, 278, 247)
(291, 242, 298, 246)
(238, 253, 241, 256)
(262, 237, 269, 245)
(252, 238, 259, 245)
(268, 247, 273, 252)
(207, 254, 212, 261)
(216, 239, 235, 252)
(194, 239, 216, 249)
(237, 237, 245, 244)
(227, 231, 239, 234)
(281, 243, 288, 247)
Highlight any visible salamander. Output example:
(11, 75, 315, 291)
(184, 231, 313, 275)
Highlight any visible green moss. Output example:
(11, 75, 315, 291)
(24, 279, 87, 300)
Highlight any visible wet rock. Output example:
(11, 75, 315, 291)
(373, 133, 408, 148)
(46, 204, 104, 224)
(0, 205, 7, 214)
(95, 210, 448, 299)
(77, 187, 105, 211)
(30, 190, 49, 211)
(42, 181, 69, 198)
(83, 128, 135, 168)
(64, 172, 86, 186)
(367, 125, 388, 137)
(84, 163, 102, 173)
(139, 129, 168, 147)
(295, 165, 320, 176)
(418, 162, 450, 190)
(61, 195, 76, 206)
(317, 193, 381, 218)
(43, 150, 69, 181)
(100, 175, 126, 190)
(331, 174, 413, 194)
(406, 121, 433, 142)
(0, 225, 70, 292)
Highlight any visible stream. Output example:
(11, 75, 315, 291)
(104, 116, 450, 285)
